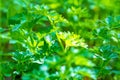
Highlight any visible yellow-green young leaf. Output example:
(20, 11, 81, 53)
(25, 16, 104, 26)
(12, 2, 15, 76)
(56, 31, 88, 48)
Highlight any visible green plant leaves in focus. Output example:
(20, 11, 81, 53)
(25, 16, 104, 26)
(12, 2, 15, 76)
(0, 0, 120, 80)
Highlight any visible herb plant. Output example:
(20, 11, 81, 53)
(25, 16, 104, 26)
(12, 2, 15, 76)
(0, 0, 120, 80)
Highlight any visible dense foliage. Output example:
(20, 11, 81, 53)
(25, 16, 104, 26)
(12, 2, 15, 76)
(0, 0, 120, 80)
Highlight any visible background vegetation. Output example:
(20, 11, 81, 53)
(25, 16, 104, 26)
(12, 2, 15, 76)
(0, 0, 120, 80)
